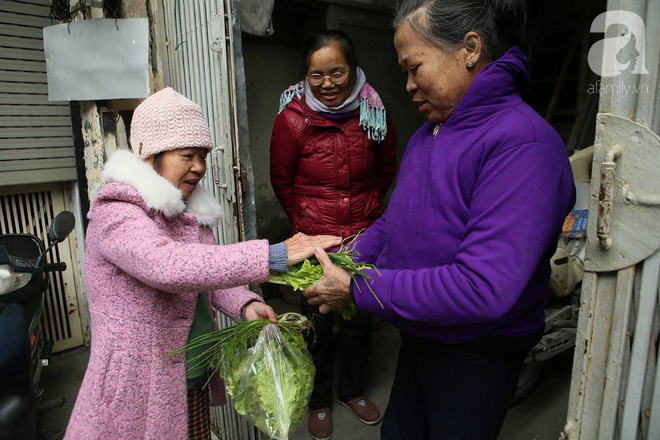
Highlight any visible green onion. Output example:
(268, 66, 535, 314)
(167, 312, 311, 384)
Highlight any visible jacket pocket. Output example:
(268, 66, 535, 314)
(292, 196, 320, 233)
(362, 190, 384, 221)
(102, 351, 124, 404)
(102, 350, 129, 410)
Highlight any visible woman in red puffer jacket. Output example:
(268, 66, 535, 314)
(269, 30, 397, 440)
(270, 34, 397, 241)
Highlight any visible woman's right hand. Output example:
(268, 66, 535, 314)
(303, 247, 352, 313)
(285, 233, 341, 266)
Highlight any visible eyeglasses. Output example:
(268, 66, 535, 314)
(306, 71, 349, 87)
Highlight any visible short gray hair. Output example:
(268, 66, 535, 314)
(393, 0, 527, 61)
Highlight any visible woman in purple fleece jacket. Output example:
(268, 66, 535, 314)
(304, 1, 576, 438)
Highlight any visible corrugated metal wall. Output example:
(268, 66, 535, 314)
(156, 0, 259, 438)
(0, 0, 76, 185)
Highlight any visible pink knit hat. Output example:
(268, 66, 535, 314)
(130, 87, 213, 159)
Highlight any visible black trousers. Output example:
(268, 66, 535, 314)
(381, 329, 541, 440)
(301, 294, 372, 410)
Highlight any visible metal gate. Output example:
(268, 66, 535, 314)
(0, 183, 84, 352)
(563, 1, 660, 439)
(155, 1, 259, 438)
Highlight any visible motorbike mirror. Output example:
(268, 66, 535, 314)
(0, 395, 33, 438)
(48, 211, 75, 244)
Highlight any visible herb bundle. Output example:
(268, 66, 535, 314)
(268, 239, 382, 319)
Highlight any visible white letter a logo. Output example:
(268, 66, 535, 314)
(588, 10, 649, 77)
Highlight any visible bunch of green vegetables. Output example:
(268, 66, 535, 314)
(229, 323, 314, 439)
(269, 239, 382, 319)
(168, 313, 314, 439)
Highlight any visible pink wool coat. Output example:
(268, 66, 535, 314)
(65, 150, 270, 440)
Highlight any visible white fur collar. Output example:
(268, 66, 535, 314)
(102, 150, 223, 227)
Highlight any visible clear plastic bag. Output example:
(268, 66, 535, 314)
(225, 324, 315, 440)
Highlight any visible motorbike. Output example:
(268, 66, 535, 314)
(0, 211, 76, 440)
(511, 146, 593, 405)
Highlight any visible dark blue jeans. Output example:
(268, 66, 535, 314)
(381, 330, 540, 440)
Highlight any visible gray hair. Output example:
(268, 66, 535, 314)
(393, 0, 527, 61)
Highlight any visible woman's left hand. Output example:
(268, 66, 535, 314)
(245, 302, 278, 323)
(303, 247, 352, 314)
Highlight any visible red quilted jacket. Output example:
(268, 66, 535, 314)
(270, 96, 397, 238)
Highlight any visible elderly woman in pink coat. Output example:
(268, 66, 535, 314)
(65, 88, 340, 440)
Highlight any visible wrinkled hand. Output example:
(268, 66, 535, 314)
(245, 301, 278, 323)
(303, 247, 352, 314)
(285, 233, 341, 266)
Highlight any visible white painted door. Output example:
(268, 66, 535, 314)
(564, 2, 660, 439)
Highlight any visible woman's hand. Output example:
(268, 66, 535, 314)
(303, 247, 352, 314)
(244, 301, 278, 323)
(285, 233, 342, 266)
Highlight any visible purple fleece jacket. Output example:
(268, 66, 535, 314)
(352, 47, 575, 343)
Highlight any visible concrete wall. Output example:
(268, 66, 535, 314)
(244, 42, 300, 243)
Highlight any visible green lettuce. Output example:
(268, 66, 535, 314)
(226, 325, 314, 439)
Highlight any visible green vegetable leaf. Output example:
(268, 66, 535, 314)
(341, 303, 358, 320)
(268, 237, 382, 319)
